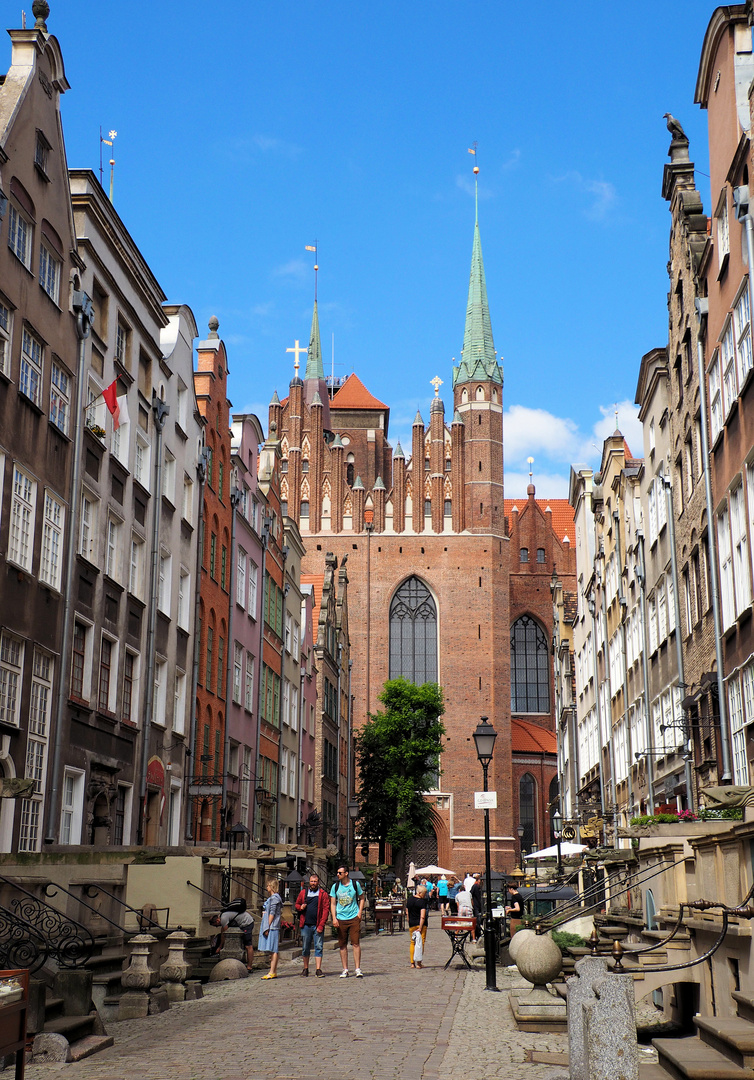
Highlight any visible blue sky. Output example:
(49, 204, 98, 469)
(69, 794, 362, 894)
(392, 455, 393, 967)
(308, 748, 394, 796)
(26, 1, 719, 497)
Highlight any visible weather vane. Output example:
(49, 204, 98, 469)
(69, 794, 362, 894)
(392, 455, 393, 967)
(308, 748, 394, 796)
(305, 243, 318, 302)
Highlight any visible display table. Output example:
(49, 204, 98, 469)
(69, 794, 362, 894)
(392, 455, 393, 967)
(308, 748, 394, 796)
(0, 969, 28, 1080)
(440, 916, 475, 970)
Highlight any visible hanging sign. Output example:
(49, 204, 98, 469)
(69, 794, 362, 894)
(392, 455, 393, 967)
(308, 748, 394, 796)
(474, 791, 497, 809)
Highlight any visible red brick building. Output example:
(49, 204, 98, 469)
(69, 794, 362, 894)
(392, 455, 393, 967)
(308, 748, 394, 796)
(272, 204, 574, 873)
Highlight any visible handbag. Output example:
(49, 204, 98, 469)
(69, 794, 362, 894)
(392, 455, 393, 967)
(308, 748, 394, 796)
(412, 928, 423, 962)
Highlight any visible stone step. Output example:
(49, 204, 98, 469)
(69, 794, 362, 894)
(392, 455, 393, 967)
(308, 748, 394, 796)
(640, 1064, 674, 1080)
(654, 1036, 754, 1080)
(43, 995, 65, 1020)
(695, 1017, 754, 1069)
(68, 1035, 115, 1062)
(85, 952, 127, 972)
(43, 1013, 97, 1043)
(734, 993, 754, 1024)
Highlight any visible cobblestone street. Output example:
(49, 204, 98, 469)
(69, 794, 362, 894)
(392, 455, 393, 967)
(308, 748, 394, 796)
(24, 928, 571, 1080)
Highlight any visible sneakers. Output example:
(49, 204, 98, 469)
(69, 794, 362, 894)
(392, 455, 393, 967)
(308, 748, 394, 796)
(315, 969, 325, 978)
(355, 968, 364, 978)
(339, 969, 349, 978)
(300, 968, 309, 977)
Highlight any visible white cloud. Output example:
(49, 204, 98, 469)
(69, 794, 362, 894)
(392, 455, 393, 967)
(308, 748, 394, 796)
(551, 170, 618, 222)
(251, 301, 275, 318)
(504, 468, 571, 500)
(504, 404, 580, 463)
(590, 400, 642, 458)
(272, 258, 308, 283)
(253, 134, 303, 159)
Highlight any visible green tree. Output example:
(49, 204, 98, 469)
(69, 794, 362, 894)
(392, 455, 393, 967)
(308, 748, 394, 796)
(355, 678, 445, 863)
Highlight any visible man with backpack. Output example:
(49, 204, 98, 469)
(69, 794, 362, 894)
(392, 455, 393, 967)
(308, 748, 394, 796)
(209, 897, 255, 971)
(329, 863, 365, 978)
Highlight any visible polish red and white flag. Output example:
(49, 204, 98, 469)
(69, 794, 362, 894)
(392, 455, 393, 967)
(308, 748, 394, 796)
(102, 380, 130, 430)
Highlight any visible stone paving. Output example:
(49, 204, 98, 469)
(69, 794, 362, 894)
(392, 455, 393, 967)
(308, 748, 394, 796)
(22, 927, 576, 1080)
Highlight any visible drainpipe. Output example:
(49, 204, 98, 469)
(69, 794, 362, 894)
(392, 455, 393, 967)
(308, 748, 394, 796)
(695, 296, 732, 780)
(137, 390, 169, 844)
(221, 478, 241, 844)
(296, 622, 305, 842)
(635, 530, 656, 813)
(185, 447, 208, 842)
(336, 641, 343, 850)
(587, 592, 608, 838)
(660, 471, 694, 812)
(252, 514, 270, 841)
(45, 291, 93, 844)
(613, 507, 634, 815)
(599, 563, 619, 850)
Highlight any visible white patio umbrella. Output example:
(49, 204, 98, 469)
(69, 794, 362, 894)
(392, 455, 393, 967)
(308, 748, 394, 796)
(406, 861, 416, 888)
(524, 842, 586, 859)
(414, 864, 455, 876)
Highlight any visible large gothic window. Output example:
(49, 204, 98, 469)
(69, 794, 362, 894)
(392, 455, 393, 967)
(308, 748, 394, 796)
(511, 615, 550, 714)
(519, 772, 536, 853)
(389, 577, 437, 685)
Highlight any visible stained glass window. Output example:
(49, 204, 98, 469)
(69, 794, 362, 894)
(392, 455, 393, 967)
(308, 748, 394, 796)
(389, 577, 437, 685)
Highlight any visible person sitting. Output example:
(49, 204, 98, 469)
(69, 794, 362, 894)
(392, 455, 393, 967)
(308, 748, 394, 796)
(505, 881, 525, 934)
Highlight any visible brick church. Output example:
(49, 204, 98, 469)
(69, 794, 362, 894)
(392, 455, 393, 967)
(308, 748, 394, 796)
(269, 200, 575, 873)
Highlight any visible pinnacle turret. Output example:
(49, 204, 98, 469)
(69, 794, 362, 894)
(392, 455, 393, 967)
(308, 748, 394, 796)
(305, 300, 324, 381)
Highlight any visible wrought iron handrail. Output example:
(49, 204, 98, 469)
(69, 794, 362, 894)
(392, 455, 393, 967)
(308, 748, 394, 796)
(186, 880, 221, 905)
(82, 884, 173, 932)
(0, 875, 95, 968)
(0, 903, 49, 973)
(42, 882, 127, 934)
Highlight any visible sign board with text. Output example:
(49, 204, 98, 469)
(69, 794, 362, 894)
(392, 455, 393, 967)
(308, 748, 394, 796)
(474, 791, 497, 809)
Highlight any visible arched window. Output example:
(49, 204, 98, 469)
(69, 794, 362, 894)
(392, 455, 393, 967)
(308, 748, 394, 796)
(519, 773, 536, 853)
(511, 615, 550, 713)
(346, 453, 355, 487)
(389, 577, 437, 685)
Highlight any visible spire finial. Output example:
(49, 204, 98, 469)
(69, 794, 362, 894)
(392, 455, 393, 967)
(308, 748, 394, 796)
(430, 375, 443, 397)
(32, 1, 49, 31)
(306, 243, 318, 303)
(527, 456, 534, 482)
(614, 403, 619, 431)
(468, 142, 479, 223)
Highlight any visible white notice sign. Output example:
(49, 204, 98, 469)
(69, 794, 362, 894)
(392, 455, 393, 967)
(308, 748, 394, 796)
(474, 791, 497, 809)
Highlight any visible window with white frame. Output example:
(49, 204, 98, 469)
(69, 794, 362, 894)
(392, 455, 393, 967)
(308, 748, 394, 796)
(717, 187, 730, 264)
(154, 659, 167, 725)
(98, 635, 117, 714)
(177, 568, 190, 630)
(744, 661, 754, 726)
(49, 362, 69, 434)
(291, 683, 299, 732)
(657, 476, 667, 532)
(236, 549, 246, 607)
(718, 504, 736, 629)
(244, 652, 254, 711)
(9, 465, 36, 571)
(648, 418, 656, 456)
(162, 449, 175, 504)
(105, 515, 121, 581)
(70, 620, 90, 701)
(233, 643, 243, 704)
(667, 573, 676, 633)
(122, 650, 139, 724)
(176, 380, 188, 431)
(648, 596, 658, 653)
(113, 784, 132, 845)
(79, 491, 97, 562)
(731, 482, 751, 614)
(39, 242, 60, 303)
(134, 434, 150, 489)
(0, 299, 12, 377)
(683, 568, 692, 635)
(293, 621, 300, 662)
(60, 768, 85, 845)
(657, 583, 667, 642)
(18, 796, 42, 853)
(285, 613, 292, 653)
(0, 633, 23, 726)
(167, 781, 182, 846)
(129, 534, 145, 598)
(280, 748, 288, 796)
(173, 669, 186, 735)
(736, 284, 752, 385)
(248, 561, 258, 616)
(288, 750, 297, 797)
(182, 474, 193, 523)
(40, 490, 64, 589)
(710, 352, 723, 442)
(20, 327, 43, 407)
(8, 203, 32, 268)
(158, 551, 172, 614)
(282, 679, 290, 725)
(648, 482, 657, 543)
(30, 649, 52, 737)
(722, 318, 738, 418)
(115, 318, 131, 369)
(730, 674, 749, 784)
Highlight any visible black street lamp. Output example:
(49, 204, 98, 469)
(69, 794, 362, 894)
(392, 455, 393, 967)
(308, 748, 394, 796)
(516, 822, 525, 871)
(348, 801, 359, 864)
(472, 716, 499, 993)
(552, 809, 563, 880)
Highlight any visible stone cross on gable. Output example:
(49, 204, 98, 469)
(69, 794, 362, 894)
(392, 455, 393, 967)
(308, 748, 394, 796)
(430, 375, 443, 397)
(286, 339, 307, 374)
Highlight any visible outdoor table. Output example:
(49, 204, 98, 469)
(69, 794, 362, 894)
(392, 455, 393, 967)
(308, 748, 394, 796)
(375, 906, 396, 934)
(441, 916, 475, 970)
(391, 903, 405, 931)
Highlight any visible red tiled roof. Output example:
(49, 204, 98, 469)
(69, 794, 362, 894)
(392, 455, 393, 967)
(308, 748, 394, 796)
(301, 574, 323, 636)
(330, 373, 389, 411)
(511, 716, 557, 755)
(504, 498, 575, 544)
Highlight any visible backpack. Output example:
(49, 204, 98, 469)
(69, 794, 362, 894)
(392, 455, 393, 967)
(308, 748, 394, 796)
(331, 879, 363, 903)
(222, 896, 248, 927)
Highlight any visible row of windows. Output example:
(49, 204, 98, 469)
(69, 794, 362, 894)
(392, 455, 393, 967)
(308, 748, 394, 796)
(717, 466, 754, 631)
(709, 279, 752, 443)
(0, 456, 65, 587)
(520, 547, 546, 564)
(235, 549, 259, 618)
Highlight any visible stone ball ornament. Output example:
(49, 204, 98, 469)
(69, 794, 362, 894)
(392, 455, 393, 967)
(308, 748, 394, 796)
(515, 932, 563, 988)
(507, 927, 536, 964)
(208, 958, 249, 982)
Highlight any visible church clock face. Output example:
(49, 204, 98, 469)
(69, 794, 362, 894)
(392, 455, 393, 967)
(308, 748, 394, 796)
(341, 435, 350, 445)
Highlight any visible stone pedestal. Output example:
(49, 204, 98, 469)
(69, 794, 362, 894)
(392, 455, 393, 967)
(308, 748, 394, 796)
(121, 934, 159, 992)
(567, 956, 638, 1080)
(510, 933, 568, 1033)
(148, 987, 170, 1015)
(185, 980, 203, 1001)
(160, 930, 190, 1002)
(53, 969, 93, 1016)
(219, 926, 245, 961)
(117, 990, 150, 1021)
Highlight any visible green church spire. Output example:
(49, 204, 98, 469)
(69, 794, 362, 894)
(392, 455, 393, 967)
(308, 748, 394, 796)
(305, 300, 324, 381)
(452, 194, 502, 388)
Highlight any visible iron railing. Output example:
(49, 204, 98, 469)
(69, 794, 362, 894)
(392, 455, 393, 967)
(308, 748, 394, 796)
(82, 884, 172, 932)
(0, 875, 95, 969)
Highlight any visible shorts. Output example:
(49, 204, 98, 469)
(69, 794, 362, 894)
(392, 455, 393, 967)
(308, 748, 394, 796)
(336, 917, 361, 948)
(241, 927, 255, 947)
(301, 925, 324, 957)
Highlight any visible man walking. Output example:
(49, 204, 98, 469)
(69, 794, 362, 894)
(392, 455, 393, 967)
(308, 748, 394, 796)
(295, 872, 329, 977)
(330, 863, 365, 978)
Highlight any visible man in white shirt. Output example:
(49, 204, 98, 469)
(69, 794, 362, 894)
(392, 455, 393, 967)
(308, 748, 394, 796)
(463, 872, 476, 891)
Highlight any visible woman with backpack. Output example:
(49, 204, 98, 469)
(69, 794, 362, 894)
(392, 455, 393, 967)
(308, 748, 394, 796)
(259, 878, 283, 979)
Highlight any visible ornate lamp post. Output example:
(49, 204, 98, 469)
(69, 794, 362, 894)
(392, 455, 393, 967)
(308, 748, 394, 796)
(472, 716, 499, 993)
(552, 809, 563, 880)
(348, 801, 359, 864)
